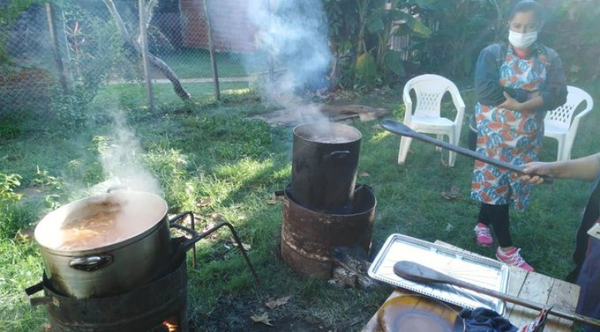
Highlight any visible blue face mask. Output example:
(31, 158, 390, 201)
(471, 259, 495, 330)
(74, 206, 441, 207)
(508, 30, 538, 49)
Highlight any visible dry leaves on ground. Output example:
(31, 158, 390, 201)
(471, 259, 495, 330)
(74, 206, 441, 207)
(265, 296, 291, 310)
(250, 312, 274, 326)
(230, 237, 252, 251)
(441, 185, 461, 201)
(196, 197, 212, 208)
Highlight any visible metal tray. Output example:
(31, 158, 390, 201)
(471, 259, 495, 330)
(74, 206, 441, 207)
(368, 234, 510, 314)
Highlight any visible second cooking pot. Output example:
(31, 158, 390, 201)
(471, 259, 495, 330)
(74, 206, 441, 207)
(291, 122, 362, 212)
(33, 190, 184, 299)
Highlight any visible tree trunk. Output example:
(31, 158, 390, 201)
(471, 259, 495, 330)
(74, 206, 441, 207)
(102, 0, 192, 100)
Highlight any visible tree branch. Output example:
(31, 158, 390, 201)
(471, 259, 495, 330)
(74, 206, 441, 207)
(102, 0, 192, 100)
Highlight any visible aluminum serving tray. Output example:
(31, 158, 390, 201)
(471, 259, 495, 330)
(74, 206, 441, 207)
(368, 234, 510, 315)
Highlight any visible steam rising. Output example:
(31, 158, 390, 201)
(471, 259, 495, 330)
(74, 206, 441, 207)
(245, 0, 332, 103)
(96, 112, 161, 195)
(96, 0, 333, 193)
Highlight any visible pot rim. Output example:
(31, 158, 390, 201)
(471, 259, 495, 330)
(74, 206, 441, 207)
(34, 191, 168, 254)
(293, 122, 362, 144)
(37, 219, 167, 256)
(284, 183, 376, 216)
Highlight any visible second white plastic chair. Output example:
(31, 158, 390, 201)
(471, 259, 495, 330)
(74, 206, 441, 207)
(544, 85, 594, 161)
(398, 74, 466, 167)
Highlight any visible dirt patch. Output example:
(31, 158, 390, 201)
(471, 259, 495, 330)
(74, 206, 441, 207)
(189, 296, 338, 331)
(253, 104, 390, 127)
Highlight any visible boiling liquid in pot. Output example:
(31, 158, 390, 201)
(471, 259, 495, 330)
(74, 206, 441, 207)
(294, 123, 361, 144)
(57, 210, 122, 251)
(36, 193, 166, 252)
(300, 133, 352, 144)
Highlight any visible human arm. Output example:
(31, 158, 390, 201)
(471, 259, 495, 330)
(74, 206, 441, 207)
(498, 47, 567, 112)
(474, 45, 506, 106)
(498, 91, 544, 111)
(475, 44, 538, 107)
(521, 153, 600, 184)
(538, 48, 568, 111)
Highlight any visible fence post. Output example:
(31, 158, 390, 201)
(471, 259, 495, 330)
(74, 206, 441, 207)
(267, 0, 275, 83)
(45, 2, 72, 94)
(203, 0, 221, 101)
(139, 0, 154, 110)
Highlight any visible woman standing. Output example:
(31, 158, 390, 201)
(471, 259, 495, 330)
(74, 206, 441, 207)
(471, 0, 567, 271)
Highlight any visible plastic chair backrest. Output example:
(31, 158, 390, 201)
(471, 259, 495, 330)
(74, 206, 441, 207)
(403, 74, 464, 121)
(545, 86, 593, 132)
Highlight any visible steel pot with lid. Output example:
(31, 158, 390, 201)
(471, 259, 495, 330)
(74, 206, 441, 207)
(291, 122, 362, 212)
(33, 190, 183, 299)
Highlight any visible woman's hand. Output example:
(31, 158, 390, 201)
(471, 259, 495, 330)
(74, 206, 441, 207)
(498, 92, 523, 111)
(521, 162, 553, 185)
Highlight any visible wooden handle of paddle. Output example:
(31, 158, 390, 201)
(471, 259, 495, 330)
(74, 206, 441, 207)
(380, 119, 554, 184)
(393, 261, 600, 329)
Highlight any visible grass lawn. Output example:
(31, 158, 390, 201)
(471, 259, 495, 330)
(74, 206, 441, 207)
(155, 48, 271, 79)
(96, 81, 253, 110)
(0, 83, 598, 331)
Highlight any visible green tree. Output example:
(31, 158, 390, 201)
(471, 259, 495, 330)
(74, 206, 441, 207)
(324, 0, 433, 89)
(542, 0, 600, 83)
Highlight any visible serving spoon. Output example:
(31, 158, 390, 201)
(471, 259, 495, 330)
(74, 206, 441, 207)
(393, 260, 600, 328)
(380, 119, 553, 184)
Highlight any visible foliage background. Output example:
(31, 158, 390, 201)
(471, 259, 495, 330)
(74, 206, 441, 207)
(1, 0, 600, 331)
(1, 0, 600, 121)
(325, 0, 600, 88)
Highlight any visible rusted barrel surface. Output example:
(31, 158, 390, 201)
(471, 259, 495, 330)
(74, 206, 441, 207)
(281, 184, 376, 279)
(40, 255, 188, 331)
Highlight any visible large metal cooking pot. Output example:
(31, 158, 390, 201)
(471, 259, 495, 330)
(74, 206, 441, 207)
(33, 190, 184, 299)
(291, 122, 362, 212)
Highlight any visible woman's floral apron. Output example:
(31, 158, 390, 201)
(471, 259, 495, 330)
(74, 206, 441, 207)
(471, 46, 549, 211)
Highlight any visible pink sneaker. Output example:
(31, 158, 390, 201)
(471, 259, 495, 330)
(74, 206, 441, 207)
(496, 247, 534, 272)
(474, 223, 493, 247)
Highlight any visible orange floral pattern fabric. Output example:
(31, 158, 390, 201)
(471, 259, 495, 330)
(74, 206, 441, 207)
(471, 47, 549, 211)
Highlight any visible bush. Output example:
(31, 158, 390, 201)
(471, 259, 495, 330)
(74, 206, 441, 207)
(543, 1, 600, 84)
(0, 173, 27, 238)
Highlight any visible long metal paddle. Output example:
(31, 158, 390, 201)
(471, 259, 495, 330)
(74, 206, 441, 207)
(380, 119, 553, 184)
(393, 260, 600, 328)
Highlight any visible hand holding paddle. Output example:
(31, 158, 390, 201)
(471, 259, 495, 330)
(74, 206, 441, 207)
(393, 261, 600, 329)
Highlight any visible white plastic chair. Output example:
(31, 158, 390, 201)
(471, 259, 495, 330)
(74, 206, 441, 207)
(398, 74, 466, 167)
(544, 85, 593, 161)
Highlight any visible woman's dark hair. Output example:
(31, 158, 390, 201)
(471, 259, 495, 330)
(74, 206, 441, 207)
(509, 0, 544, 24)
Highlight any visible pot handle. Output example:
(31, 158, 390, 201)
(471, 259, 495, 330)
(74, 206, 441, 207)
(69, 254, 113, 272)
(329, 150, 350, 160)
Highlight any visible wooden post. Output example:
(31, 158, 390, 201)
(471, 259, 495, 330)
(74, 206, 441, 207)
(267, 0, 275, 83)
(139, 0, 154, 110)
(203, 0, 220, 100)
(45, 3, 71, 93)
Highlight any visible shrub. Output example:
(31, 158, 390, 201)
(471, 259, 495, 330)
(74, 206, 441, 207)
(0, 173, 28, 238)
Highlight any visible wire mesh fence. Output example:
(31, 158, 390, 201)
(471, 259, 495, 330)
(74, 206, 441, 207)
(0, 3, 55, 117)
(0, 0, 274, 122)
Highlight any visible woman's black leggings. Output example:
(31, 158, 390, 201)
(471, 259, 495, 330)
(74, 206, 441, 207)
(478, 203, 512, 247)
